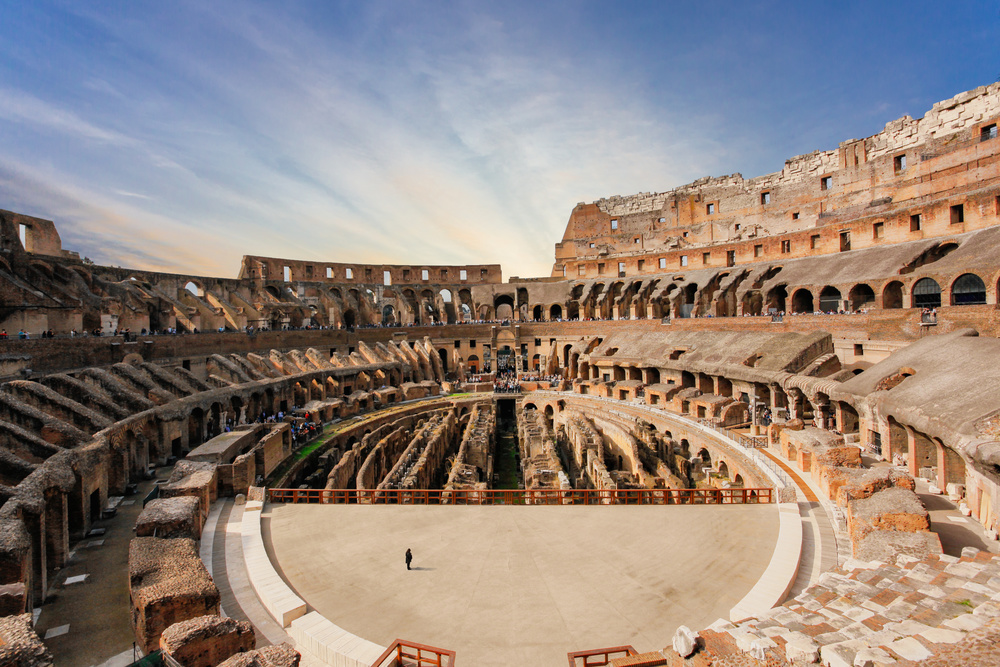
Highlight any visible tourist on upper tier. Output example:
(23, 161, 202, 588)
(18, 330, 27, 339)
(0, 330, 6, 339)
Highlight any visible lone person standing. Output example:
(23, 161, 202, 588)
(405, 548, 413, 571)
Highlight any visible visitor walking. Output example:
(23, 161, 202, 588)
(405, 548, 412, 570)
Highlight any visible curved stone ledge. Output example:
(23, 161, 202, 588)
(240, 499, 384, 666)
(239, 502, 307, 628)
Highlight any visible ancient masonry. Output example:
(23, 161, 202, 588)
(0, 83, 999, 665)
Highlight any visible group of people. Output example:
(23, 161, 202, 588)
(493, 372, 522, 393)
(519, 373, 562, 384)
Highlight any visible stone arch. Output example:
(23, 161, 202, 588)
(849, 283, 876, 310)
(912, 278, 941, 309)
(741, 290, 763, 316)
(791, 288, 814, 314)
(882, 281, 904, 309)
(532, 305, 543, 321)
(494, 295, 515, 321)
(818, 286, 842, 313)
(550, 304, 563, 320)
(766, 285, 787, 313)
(950, 273, 986, 305)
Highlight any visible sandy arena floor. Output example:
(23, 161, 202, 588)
(264, 503, 779, 667)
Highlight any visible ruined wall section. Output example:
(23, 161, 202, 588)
(517, 406, 569, 491)
(445, 403, 495, 491)
(553, 83, 1000, 279)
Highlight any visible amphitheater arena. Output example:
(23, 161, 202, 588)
(1, 83, 1000, 667)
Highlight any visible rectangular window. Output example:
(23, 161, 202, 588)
(754, 244, 763, 258)
(305, 265, 314, 279)
(578, 265, 586, 276)
(345, 267, 353, 279)
(455, 340, 461, 349)
(659, 257, 667, 269)
(840, 231, 851, 252)
(383, 270, 392, 285)
(781, 240, 790, 254)
(283, 266, 292, 281)
(791, 211, 800, 220)
(658, 217, 666, 223)
(17, 223, 27, 248)
(326, 267, 333, 279)
(680, 255, 688, 267)
(982, 124, 998, 142)
(403, 269, 411, 280)
(637, 259, 644, 271)
(421, 269, 430, 280)
(480, 269, 488, 279)
(460, 269, 467, 281)
(702, 252, 710, 264)
(951, 204, 964, 224)
(365, 268, 372, 281)
(810, 234, 820, 249)
(470, 340, 476, 348)
(441, 269, 448, 280)
(761, 192, 771, 205)
(706, 203, 715, 215)
(598, 263, 606, 275)
(821, 176, 833, 190)
(726, 250, 735, 267)
(610, 219, 618, 230)
(873, 222, 884, 239)
(617, 261, 626, 276)
(910, 214, 921, 231)
(854, 343, 864, 356)
(894, 154, 906, 173)
(735, 223, 741, 230)
(634, 237, 640, 244)
(589, 242, 596, 248)
(534, 338, 541, 346)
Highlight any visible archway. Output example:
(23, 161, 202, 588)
(818, 286, 842, 313)
(951, 273, 986, 305)
(912, 278, 941, 309)
(381, 304, 396, 325)
(849, 283, 876, 311)
(343, 309, 357, 329)
(791, 289, 814, 314)
(882, 281, 903, 309)
(550, 304, 563, 320)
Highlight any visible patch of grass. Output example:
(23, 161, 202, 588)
(957, 599, 974, 609)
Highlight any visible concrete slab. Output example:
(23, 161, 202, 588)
(264, 503, 778, 667)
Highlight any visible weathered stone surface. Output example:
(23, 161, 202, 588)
(216, 642, 300, 667)
(129, 537, 220, 653)
(135, 496, 203, 540)
(160, 615, 255, 667)
(0, 614, 52, 667)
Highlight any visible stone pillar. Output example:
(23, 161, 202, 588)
(905, 426, 918, 480)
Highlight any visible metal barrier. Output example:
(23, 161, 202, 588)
(566, 645, 638, 667)
(268, 487, 772, 505)
(370, 639, 456, 667)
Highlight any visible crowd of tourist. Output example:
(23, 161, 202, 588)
(519, 373, 563, 384)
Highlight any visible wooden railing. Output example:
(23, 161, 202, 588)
(371, 639, 456, 667)
(268, 487, 772, 505)
(566, 645, 637, 666)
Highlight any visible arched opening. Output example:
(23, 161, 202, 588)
(467, 355, 479, 373)
(766, 285, 787, 313)
(460, 303, 472, 321)
(183, 281, 203, 297)
(343, 309, 357, 329)
(698, 448, 711, 465)
(437, 348, 449, 373)
(741, 291, 763, 316)
(718, 461, 729, 479)
(791, 288, 813, 314)
(951, 273, 986, 305)
(550, 304, 563, 320)
(849, 283, 876, 311)
(733, 474, 744, 487)
(382, 304, 395, 324)
(494, 295, 515, 321)
(532, 305, 543, 320)
(532, 354, 541, 371)
(818, 286, 842, 313)
(912, 278, 941, 309)
(882, 281, 904, 309)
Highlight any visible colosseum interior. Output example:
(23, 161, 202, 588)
(1, 83, 1000, 666)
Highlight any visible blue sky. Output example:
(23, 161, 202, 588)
(0, 1, 997, 279)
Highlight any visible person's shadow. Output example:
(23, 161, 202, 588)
(410, 566, 434, 571)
